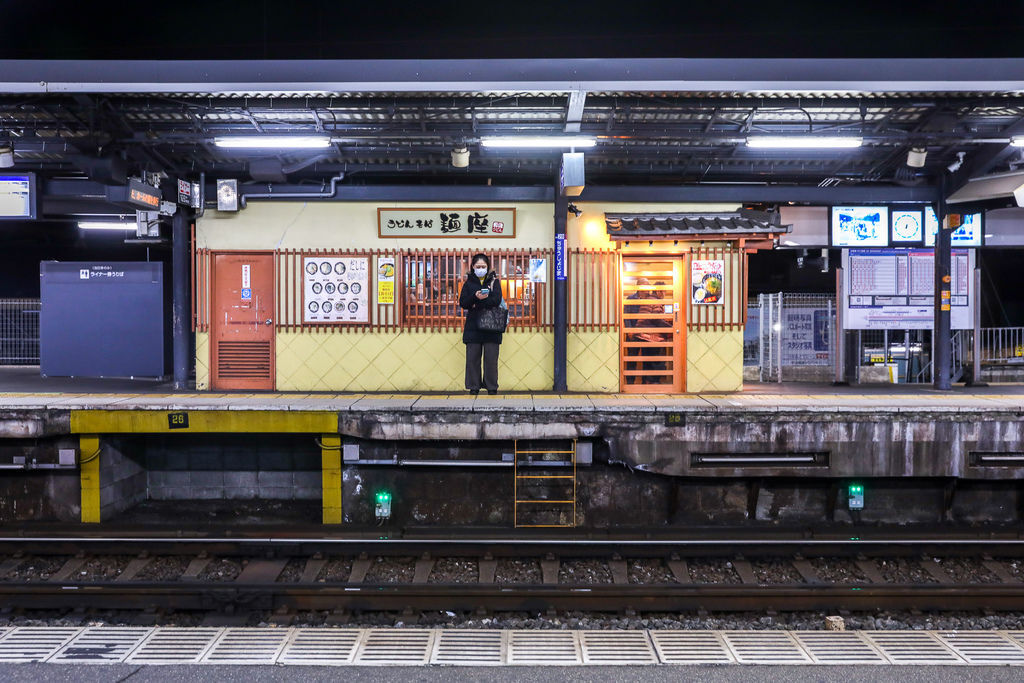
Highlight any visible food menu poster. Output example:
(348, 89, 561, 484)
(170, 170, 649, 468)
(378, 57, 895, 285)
(842, 248, 974, 330)
(691, 259, 725, 305)
(303, 256, 369, 324)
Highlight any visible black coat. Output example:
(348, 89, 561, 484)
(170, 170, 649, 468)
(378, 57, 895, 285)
(459, 272, 503, 345)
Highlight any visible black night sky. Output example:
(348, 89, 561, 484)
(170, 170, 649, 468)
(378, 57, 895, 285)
(2, 1, 1024, 60)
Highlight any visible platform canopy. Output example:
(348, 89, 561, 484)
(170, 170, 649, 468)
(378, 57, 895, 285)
(1, 58, 1024, 210)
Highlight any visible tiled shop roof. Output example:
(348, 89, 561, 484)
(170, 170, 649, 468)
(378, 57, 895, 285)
(605, 210, 790, 238)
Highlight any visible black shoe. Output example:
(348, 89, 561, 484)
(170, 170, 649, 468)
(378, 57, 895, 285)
(470, 390, 480, 396)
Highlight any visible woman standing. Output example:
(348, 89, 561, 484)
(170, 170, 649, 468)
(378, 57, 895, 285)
(459, 253, 502, 395)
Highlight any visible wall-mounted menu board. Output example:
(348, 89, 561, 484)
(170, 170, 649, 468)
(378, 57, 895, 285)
(303, 256, 370, 324)
(842, 248, 974, 330)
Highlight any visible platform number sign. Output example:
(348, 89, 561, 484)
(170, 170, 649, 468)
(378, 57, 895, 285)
(167, 411, 189, 430)
(848, 483, 864, 510)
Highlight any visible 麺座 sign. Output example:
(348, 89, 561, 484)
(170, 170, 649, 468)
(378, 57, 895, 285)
(378, 208, 516, 238)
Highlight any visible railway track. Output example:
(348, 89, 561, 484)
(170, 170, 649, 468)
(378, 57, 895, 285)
(2, 534, 1024, 619)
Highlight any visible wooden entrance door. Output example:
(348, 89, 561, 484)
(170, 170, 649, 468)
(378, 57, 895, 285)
(211, 252, 275, 390)
(620, 257, 685, 392)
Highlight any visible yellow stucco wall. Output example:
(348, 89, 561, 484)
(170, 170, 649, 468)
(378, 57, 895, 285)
(275, 330, 553, 392)
(195, 331, 209, 390)
(686, 330, 744, 393)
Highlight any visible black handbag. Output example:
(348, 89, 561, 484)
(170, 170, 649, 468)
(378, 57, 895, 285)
(477, 305, 509, 333)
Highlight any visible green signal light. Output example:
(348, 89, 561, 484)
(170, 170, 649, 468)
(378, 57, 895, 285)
(376, 491, 391, 502)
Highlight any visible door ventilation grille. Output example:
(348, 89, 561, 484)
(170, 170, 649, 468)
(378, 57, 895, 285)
(969, 452, 1024, 467)
(691, 452, 829, 468)
(216, 341, 271, 379)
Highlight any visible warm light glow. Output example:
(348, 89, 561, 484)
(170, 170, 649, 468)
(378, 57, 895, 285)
(78, 221, 135, 231)
(213, 136, 332, 149)
(480, 136, 596, 148)
(747, 136, 863, 149)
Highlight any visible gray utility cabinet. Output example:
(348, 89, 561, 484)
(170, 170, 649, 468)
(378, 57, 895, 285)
(40, 261, 164, 378)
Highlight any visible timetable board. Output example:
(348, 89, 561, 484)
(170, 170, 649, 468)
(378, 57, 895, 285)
(842, 248, 974, 330)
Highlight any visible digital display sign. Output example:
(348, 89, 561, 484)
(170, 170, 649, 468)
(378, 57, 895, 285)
(924, 207, 983, 247)
(891, 209, 923, 243)
(0, 173, 36, 219)
(830, 206, 889, 247)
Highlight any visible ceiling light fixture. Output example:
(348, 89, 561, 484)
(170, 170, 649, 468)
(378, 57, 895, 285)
(1011, 136, 1024, 147)
(0, 144, 13, 168)
(78, 221, 135, 231)
(746, 136, 863, 149)
(480, 136, 596, 149)
(906, 147, 927, 168)
(213, 136, 332, 149)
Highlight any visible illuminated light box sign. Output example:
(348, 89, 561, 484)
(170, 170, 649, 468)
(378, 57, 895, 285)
(830, 206, 889, 247)
(924, 207, 983, 247)
(0, 173, 36, 219)
(378, 208, 516, 238)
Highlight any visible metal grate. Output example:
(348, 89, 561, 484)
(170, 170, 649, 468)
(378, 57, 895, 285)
(431, 629, 504, 665)
(507, 630, 582, 665)
(49, 627, 151, 664)
(354, 629, 434, 665)
(650, 631, 734, 664)
(581, 630, 658, 664)
(127, 627, 221, 664)
(722, 631, 813, 664)
(863, 631, 964, 664)
(216, 341, 272, 379)
(279, 628, 361, 666)
(936, 631, 1024, 665)
(201, 628, 289, 665)
(0, 627, 80, 662)
(794, 632, 887, 664)
(0, 298, 40, 365)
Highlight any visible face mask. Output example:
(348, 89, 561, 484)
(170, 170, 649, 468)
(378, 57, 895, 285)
(474, 267, 487, 278)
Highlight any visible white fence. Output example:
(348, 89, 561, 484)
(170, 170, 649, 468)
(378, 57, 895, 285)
(745, 293, 835, 382)
(0, 298, 40, 365)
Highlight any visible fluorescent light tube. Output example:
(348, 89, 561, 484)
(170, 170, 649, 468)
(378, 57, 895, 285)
(213, 136, 332, 149)
(78, 221, 135, 231)
(480, 136, 596, 148)
(746, 136, 863, 149)
(1011, 136, 1024, 147)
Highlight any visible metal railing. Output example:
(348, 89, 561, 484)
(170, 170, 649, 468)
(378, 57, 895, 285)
(979, 327, 1024, 363)
(0, 298, 40, 365)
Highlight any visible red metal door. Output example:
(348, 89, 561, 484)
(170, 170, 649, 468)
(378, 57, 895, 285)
(211, 252, 275, 390)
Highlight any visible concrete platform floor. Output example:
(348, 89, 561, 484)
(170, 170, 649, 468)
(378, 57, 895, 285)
(3, 365, 1024, 413)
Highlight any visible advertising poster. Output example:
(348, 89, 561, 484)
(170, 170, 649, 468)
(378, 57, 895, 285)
(691, 259, 725, 305)
(528, 258, 547, 283)
(303, 256, 370, 324)
(376, 256, 395, 305)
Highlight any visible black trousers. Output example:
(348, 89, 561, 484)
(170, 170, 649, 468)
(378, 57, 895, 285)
(465, 342, 500, 392)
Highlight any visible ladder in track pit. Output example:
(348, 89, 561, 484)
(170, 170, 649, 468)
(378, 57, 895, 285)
(513, 439, 577, 528)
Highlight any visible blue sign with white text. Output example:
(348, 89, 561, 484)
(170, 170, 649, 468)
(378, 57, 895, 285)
(555, 234, 566, 281)
(241, 288, 252, 301)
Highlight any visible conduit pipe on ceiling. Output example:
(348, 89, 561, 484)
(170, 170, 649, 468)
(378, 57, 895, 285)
(239, 172, 345, 208)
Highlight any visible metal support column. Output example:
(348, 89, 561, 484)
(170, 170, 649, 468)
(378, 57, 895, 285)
(321, 435, 342, 524)
(79, 435, 101, 524)
(970, 268, 986, 386)
(171, 209, 191, 389)
(553, 179, 568, 392)
(933, 184, 952, 390)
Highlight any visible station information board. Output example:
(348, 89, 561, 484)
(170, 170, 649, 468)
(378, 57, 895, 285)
(841, 248, 974, 330)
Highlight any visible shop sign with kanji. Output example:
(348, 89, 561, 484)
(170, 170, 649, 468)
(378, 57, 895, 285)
(377, 208, 516, 238)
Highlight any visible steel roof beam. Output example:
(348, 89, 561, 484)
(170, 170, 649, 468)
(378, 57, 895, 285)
(2, 58, 1024, 95)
